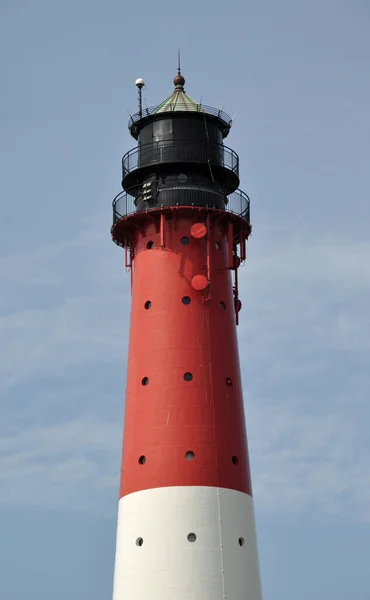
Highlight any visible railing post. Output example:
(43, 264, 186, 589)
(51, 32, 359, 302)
(206, 214, 211, 286)
(160, 213, 165, 248)
(228, 223, 234, 269)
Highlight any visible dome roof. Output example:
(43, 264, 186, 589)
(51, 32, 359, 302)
(152, 86, 205, 116)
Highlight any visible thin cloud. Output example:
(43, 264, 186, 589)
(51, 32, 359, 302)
(0, 415, 121, 514)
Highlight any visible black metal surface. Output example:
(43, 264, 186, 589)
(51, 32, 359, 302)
(112, 187, 250, 224)
(139, 115, 222, 145)
(121, 140, 239, 192)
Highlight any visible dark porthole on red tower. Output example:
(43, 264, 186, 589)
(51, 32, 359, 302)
(220, 301, 226, 310)
(183, 372, 193, 382)
(147, 241, 154, 249)
(232, 456, 239, 465)
(138, 455, 146, 465)
(141, 377, 149, 386)
(225, 377, 233, 386)
(144, 301, 152, 309)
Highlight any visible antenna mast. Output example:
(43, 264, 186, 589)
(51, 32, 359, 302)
(135, 78, 145, 118)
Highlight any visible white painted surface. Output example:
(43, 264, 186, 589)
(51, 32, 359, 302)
(112, 486, 263, 600)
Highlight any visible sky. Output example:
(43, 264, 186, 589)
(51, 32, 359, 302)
(0, 0, 370, 598)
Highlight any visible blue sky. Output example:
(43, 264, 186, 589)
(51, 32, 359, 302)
(1, 0, 370, 598)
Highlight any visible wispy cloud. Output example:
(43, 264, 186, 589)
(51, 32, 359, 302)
(240, 231, 370, 522)
(248, 399, 370, 522)
(0, 415, 121, 513)
(0, 213, 130, 389)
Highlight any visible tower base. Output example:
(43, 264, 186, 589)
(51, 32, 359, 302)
(113, 486, 262, 600)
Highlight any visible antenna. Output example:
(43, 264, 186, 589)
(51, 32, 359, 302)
(177, 48, 181, 74)
(135, 78, 145, 118)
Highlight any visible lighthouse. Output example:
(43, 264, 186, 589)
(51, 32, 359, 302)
(111, 67, 263, 600)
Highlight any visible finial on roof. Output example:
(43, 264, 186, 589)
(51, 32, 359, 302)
(173, 49, 185, 88)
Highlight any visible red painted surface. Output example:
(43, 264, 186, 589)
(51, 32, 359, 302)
(119, 215, 253, 498)
(191, 274, 209, 290)
(190, 222, 207, 239)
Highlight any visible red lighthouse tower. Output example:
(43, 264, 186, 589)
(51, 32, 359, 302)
(111, 68, 263, 600)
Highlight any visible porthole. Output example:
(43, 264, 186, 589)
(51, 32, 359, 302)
(215, 241, 221, 250)
(185, 450, 195, 461)
(232, 456, 239, 465)
(238, 537, 245, 546)
(138, 455, 146, 465)
(144, 301, 152, 310)
(181, 236, 190, 245)
(225, 377, 233, 386)
(147, 241, 154, 249)
(184, 372, 193, 382)
(136, 537, 144, 546)
(142, 377, 149, 386)
(220, 301, 226, 310)
(187, 533, 197, 542)
(182, 296, 191, 305)
(178, 173, 188, 183)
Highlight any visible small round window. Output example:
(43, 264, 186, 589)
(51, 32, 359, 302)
(181, 236, 190, 245)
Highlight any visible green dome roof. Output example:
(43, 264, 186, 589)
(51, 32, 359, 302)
(152, 79, 205, 115)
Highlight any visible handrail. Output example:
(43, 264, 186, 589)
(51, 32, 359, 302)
(121, 140, 239, 180)
(128, 103, 232, 135)
(112, 187, 250, 224)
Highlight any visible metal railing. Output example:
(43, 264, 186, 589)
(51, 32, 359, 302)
(122, 140, 239, 180)
(128, 103, 232, 136)
(112, 186, 250, 224)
